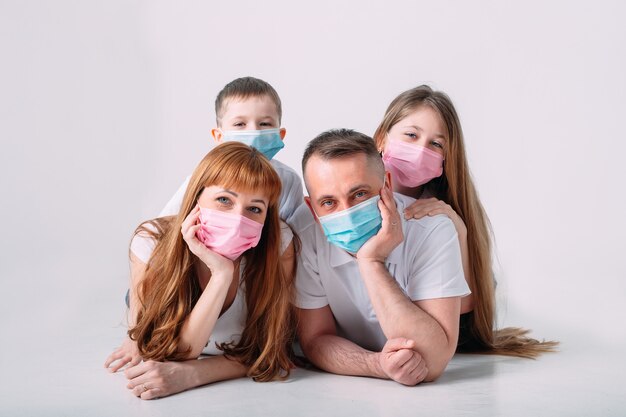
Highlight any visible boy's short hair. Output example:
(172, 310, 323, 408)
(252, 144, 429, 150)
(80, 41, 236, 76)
(302, 129, 385, 178)
(215, 76, 282, 125)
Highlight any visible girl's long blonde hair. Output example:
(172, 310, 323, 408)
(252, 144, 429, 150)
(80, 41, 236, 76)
(128, 142, 295, 380)
(374, 85, 557, 358)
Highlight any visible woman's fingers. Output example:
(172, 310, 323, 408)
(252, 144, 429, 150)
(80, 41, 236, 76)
(104, 348, 132, 372)
(181, 205, 201, 234)
(104, 349, 122, 368)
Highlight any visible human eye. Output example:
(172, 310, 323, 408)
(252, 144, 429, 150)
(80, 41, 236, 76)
(216, 196, 232, 206)
(247, 206, 263, 214)
(321, 200, 335, 210)
(259, 121, 275, 127)
(404, 132, 417, 140)
(431, 140, 444, 149)
(354, 191, 367, 199)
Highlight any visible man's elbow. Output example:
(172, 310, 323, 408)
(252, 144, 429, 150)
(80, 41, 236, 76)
(421, 347, 456, 382)
(423, 367, 445, 383)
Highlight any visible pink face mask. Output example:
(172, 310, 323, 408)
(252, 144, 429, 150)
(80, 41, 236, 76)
(195, 208, 264, 260)
(382, 139, 444, 188)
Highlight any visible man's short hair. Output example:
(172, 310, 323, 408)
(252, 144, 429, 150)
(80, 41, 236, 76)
(302, 129, 385, 179)
(215, 76, 282, 125)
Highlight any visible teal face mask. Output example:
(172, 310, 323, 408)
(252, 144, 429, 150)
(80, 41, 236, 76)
(221, 128, 285, 160)
(318, 195, 382, 254)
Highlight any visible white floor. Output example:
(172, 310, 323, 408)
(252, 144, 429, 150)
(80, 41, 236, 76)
(3, 300, 625, 417)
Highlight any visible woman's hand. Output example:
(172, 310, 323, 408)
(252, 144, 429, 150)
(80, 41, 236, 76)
(181, 205, 234, 276)
(104, 337, 142, 373)
(125, 356, 249, 400)
(125, 360, 196, 400)
(403, 198, 467, 239)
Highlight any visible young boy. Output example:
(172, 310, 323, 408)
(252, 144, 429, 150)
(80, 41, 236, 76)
(158, 76, 303, 223)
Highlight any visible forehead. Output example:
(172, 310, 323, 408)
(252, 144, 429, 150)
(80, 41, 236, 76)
(396, 106, 445, 134)
(199, 185, 269, 203)
(220, 95, 279, 120)
(304, 154, 383, 198)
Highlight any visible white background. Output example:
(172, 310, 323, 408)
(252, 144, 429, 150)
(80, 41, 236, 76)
(1, 1, 625, 413)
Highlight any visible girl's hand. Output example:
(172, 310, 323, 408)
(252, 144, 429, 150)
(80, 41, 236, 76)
(104, 337, 142, 373)
(403, 198, 467, 238)
(181, 205, 234, 276)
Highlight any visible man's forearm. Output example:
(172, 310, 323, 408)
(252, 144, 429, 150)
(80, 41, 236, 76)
(357, 260, 455, 378)
(303, 334, 386, 379)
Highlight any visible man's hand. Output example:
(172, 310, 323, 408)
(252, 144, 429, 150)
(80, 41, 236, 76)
(378, 338, 428, 386)
(357, 186, 403, 263)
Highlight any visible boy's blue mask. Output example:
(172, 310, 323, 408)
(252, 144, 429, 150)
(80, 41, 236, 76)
(221, 128, 285, 160)
(317, 195, 382, 254)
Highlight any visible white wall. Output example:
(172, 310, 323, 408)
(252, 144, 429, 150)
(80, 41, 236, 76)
(1, 0, 625, 358)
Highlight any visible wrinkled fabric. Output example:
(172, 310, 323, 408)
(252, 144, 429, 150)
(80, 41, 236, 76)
(196, 208, 264, 260)
(383, 139, 443, 187)
(318, 196, 382, 254)
(222, 128, 284, 160)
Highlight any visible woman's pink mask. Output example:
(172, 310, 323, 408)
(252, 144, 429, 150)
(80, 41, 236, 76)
(382, 139, 444, 188)
(196, 207, 264, 260)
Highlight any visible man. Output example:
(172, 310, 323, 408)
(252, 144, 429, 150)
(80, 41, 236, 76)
(292, 129, 470, 386)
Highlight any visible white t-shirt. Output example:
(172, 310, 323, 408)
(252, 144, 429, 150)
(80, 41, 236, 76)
(158, 159, 304, 224)
(292, 193, 470, 352)
(129, 221, 294, 356)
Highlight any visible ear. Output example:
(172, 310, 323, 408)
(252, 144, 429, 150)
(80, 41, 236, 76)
(279, 127, 287, 140)
(304, 196, 320, 225)
(211, 128, 223, 143)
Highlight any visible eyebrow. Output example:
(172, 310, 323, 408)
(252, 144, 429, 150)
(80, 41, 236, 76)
(219, 189, 267, 207)
(315, 184, 372, 205)
(251, 199, 267, 207)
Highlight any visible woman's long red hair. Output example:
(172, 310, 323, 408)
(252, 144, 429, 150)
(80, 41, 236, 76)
(128, 142, 295, 380)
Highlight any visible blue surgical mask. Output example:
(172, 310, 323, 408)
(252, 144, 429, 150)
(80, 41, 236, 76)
(318, 195, 382, 254)
(221, 128, 285, 160)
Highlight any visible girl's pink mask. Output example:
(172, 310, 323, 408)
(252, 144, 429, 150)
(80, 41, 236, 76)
(196, 207, 264, 260)
(382, 139, 444, 188)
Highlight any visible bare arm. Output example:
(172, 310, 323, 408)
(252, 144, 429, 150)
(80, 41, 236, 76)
(297, 306, 428, 385)
(357, 186, 461, 381)
(104, 252, 147, 371)
(177, 206, 234, 359)
(357, 260, 460, 381)
(125, 355, 248, 400)
(297, 306, 384, 377)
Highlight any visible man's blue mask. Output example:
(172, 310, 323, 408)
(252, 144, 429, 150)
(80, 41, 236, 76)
(318, 195, 382, 254)
(221, 128, 285, 160)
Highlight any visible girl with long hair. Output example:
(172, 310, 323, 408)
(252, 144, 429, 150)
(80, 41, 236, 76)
(373, 85, 557, 358)
(105, 142, 296, 399)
